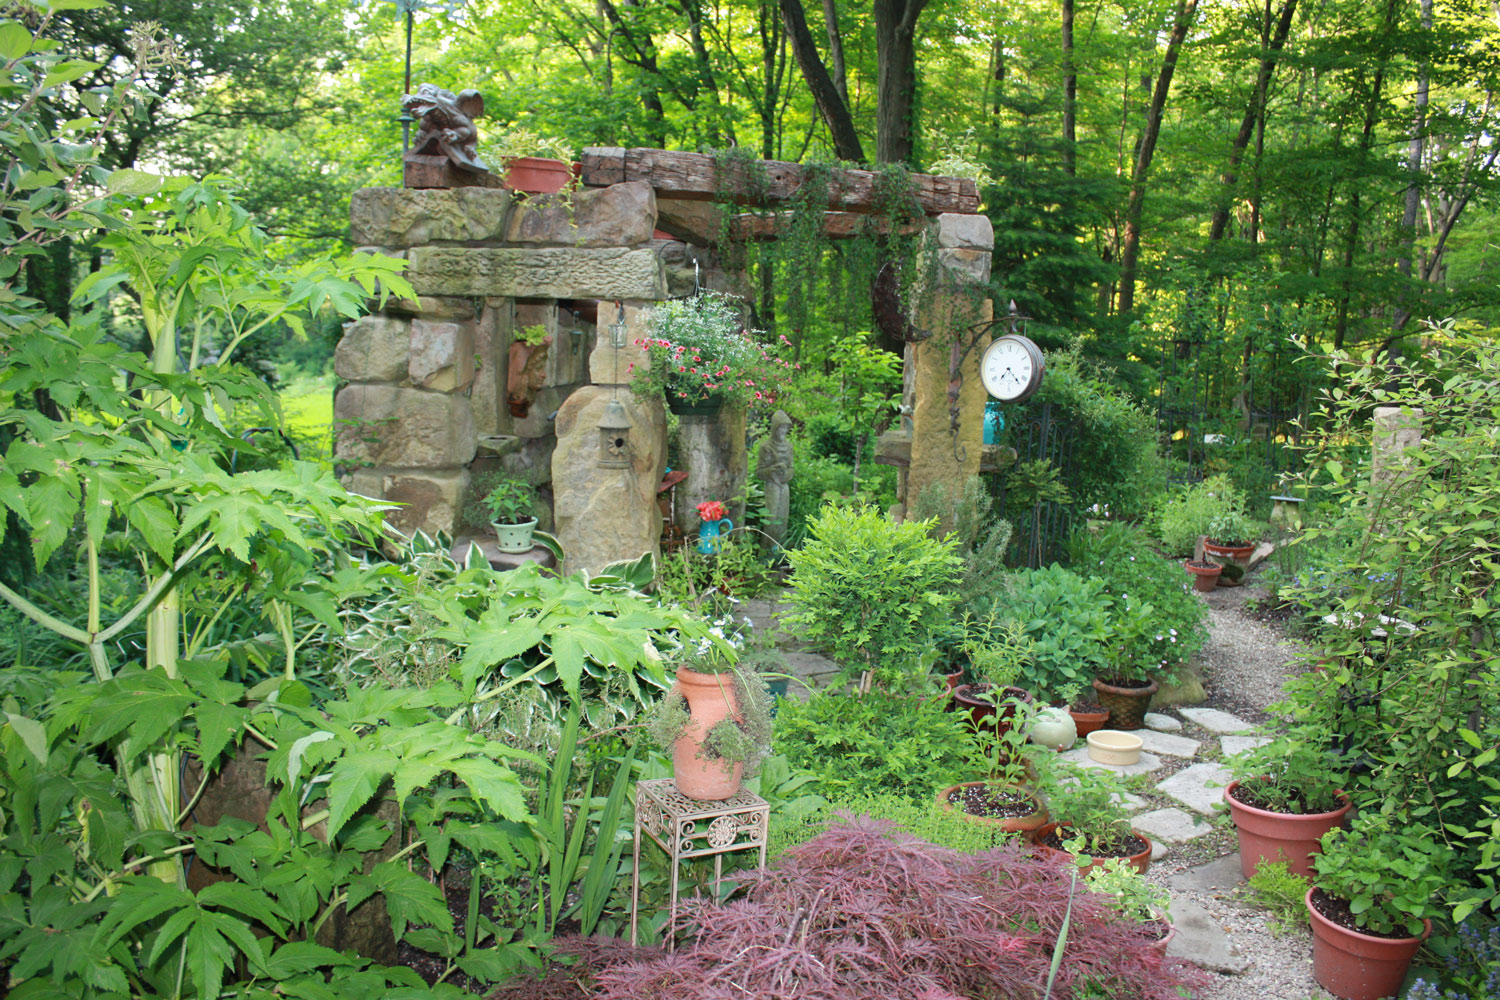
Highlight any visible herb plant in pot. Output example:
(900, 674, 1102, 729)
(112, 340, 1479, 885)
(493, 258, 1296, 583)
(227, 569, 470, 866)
(644, 623, 772, 801)
(1306, 816, 1446, 1000)
(481, 127, 575, 194)
(1085, 857, 1176, 957)
(1204, 509, 1260, 561)
(952, 617, 1036, 738)
(1031, 758, 1154, 874)
(1224, 736, 1351, 879)
(937, 698, 1048, 834)
(1092, 590, 1175, 730)
(484, 478, 539, 553)
(630, 292, 794, 416)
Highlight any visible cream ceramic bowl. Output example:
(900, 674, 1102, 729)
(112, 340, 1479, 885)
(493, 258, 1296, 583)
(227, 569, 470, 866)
(1087, 730, 1144, 766)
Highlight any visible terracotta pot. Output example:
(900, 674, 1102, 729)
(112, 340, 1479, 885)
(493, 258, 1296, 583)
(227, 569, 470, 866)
(1204, 540, 1256, 561)
(1029, 822, 1154, 875)
(502, 156, 573, 194)
(1306, 888, 1431, 1000)
(1091, 678, 1158, 731)
(671, 667, 743, 800)
(1224, 780, 1352, 879)
(1069, 705, 1111, 738)
(936, 782, 1049, 835)
(944, 668, 966, 693)
(1184, 559, 1223, 593)
(1148, 913, 1176, 959)
(953, 684, 1035, 737)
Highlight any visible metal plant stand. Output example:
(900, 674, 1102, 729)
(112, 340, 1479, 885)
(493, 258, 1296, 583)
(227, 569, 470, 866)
(630, 778, 769, 948)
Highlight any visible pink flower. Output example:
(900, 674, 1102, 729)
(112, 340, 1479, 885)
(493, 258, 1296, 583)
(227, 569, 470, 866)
(696, 500, 728, 521)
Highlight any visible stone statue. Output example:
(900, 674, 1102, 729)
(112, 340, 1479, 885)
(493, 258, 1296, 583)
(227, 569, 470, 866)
(756, 410, 794, 550)
(402, 83, 487, 175)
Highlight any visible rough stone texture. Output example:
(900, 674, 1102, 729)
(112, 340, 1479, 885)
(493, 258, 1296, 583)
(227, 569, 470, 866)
(590, 299, 654, 385)
(1179, 707, 1255, 734)
(345, 468, 383, 498)
(1221, 735, 1272, 758)
(334, 384, 476, 469)
(674, 407, 748, 537)
(513, 300, 593, 388)
(1136, 729, 1203, 758)
(350, 186, 514, 246)
(504, 181, 657, 247)
(1372, 405, 1422, 485)
(1165, 896, 1249, 974)
(382, 294, 478, 319)
(934, 213, 995, 250)
(408, 317, 475, 391)
(334, 315, 410, 382)
(1156, 762, 1233, 815)
(1168, 854, 1246, 894)
(1145, 712, 1184, 732)
(1151, 839, 1168, 862)
(499, 434, 558, 488)
(1132, 807, 1214, 844)
(407, 246, 667, 299)
(935, 246, 992, 284)
(1059, 746, 1165, 776)
(1154, 666, 1208, 707)
(471, 304, 504, 436)
(381, 469, 469, 535)
(510, 385, 573, 439)
(551, 385, 666, 576)
(907, 294, 990, 524)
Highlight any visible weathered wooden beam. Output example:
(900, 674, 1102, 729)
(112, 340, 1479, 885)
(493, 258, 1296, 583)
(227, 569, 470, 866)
(655, 197, 930, 246)
(583, 147, 980, 216)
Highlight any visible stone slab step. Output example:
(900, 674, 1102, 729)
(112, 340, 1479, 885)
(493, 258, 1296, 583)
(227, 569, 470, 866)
(1144, 712, 1183, 732)
(1059, 747, 1165, 776)
(1165, 896, 1250, 974)
(1220, 734, 1271, 758)
(1132, 807, 1214, 844)
(1178, 707, 1254, 734)
(1156, 762, 1232, 815)
(1135, 729, 1202, 758)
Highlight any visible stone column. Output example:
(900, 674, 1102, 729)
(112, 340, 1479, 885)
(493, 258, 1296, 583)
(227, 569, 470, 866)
(551, 300, 668, 576)
(905, 214, 994, 530)
(1372, 405, 1423, 486)
(674, 406, 748, 537)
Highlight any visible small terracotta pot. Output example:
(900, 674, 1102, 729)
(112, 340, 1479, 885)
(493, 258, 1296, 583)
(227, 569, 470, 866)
(936, 782, 1049, 835)
(1204, 540, 1256, 561)
(1184, 559, 1223, 593)
(952, 684, 1034, 737)
(1069, 704, 1111, 738)
(1091, 678, 1158, 731)
(1029, 822, 1154, 875)
(1306, 888, 1431, 1000)
(1148, 913, 1176, 959)
(944, 668, 966, 693)
(671, 667, 743, 800)
(503, 156, 572, 194)
(1224, 780, 1352, 879)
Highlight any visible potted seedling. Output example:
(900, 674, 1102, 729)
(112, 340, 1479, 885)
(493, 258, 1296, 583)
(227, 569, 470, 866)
(1224, 736, 1351, 879)
(643, 617, 773, 801)
(952, 617, 1036, 739)
(1306, 815, 1445, 1000)
(481, 127, 575, 194)
(1030, 757, 1155, 874)
(1085, 858, 1176, 957)
(936, 698, 1048, 834)
(1092, 591, 1174, 730)
(1204, 509, 1259, 561)
(484, 478, 539, 553)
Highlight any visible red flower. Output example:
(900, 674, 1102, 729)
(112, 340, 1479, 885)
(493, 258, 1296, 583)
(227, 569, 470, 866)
(696, 500, 728, 521)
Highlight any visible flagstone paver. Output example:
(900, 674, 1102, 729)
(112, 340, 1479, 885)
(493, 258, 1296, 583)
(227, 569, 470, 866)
(1156, 761, 1232, 815)
(1144, 712, 1183, 732)
(1059, 746, 1165, 776)
(1220, 734, 1271, 758)
(1178, 707, 1255, 733)
(1165, 896, 1250, 974)
(1135, 729, 1202, 758)
(1132, 807, 1213, 844)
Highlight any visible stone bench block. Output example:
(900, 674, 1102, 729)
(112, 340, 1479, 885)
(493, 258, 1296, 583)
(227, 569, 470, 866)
(334, 384, 476, 468)
(351, 186, 514, 246)
(407, 246, 667, 300)
(335, 315, 410, 382)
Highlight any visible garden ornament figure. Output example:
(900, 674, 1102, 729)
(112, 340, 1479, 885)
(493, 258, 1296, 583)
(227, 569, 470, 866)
(402, 83, 487, 174)
(756, 410, 793, 551)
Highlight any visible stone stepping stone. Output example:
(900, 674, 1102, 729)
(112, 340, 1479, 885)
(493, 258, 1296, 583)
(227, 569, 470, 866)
(1150, 839, 1168, 862)
(1156, 762, 1232, 815)
(1132, 807, 1213, 844)
(1168, 854, 1245, 894)
(1144, 712, 1183, 732)
(1220, 735, 1271, 758)
(1059, 746, 1164, 776)
(1178, 707, 1254, 734)
(1135, 729, 1202, 758)
(1165, 896, 1249, 974)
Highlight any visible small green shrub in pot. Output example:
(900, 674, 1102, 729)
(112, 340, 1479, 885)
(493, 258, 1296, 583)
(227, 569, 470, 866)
(983, 566, 1109, 702)
(484, 477, 538, 553)
(1207, 509, 1259, 548)
(1158, 473, 1244, 555)
(1085, 857, 1172, 925)
(785, 504, 962, 692)
(1311, 815, 1448, 937)
(1228, 735, 1347, 815)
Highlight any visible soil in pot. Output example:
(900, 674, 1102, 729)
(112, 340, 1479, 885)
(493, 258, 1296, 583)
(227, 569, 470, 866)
(953, 683, 1034, 737)
(1091, 677, 1158, 731)
(1031, 822, 1153, 875)
(938, 782, 1049, 834)
(1306, 888, 1431, 1000)
(1224, 779, 1352, 879)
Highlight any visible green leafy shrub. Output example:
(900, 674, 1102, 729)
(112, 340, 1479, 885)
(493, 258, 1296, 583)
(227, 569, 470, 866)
(1313, 815, 1449, 937)
(656, 534, 778, 602)
(482, 477, 536, 524)
(785, 505, 962, 686)
(1086, 858, 1172, 924)
(1228, 733, 1347, 814)
(781, 451, 899, 548)
(983, 565, 1109, 701)
(773, 688, 971, 799)
(1158, 474, 1244, 555)
(1246, 861, 1311, 935)
(770, 790, 1016, 859)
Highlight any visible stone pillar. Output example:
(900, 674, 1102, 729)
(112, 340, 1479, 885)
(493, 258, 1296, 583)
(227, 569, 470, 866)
(674, 406, 748, 537)
(905, 214, 994, 529)
(551, 300, 667, 575)
(1372, 406, 1423, 486)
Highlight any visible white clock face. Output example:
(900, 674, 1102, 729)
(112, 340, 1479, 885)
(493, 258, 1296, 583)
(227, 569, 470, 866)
(981, 335, 1043, 402)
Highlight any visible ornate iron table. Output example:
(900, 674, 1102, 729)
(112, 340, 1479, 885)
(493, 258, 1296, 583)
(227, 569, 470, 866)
(630, 778, 769, 947)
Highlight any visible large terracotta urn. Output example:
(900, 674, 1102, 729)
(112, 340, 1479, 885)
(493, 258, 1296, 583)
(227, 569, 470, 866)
(671, 667, 743, 800)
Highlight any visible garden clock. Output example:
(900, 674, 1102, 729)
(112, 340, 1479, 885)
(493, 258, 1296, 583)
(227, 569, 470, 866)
(980, 334, 1045, 403)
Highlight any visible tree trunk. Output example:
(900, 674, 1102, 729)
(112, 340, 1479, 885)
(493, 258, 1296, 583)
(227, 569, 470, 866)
(1117, 0, 1199, 316)
(1062, 0, 1077, 176)
(779, 0, 866, 161)
(821, 0, 850, 105)
(873, 0, 930, 164)
(1393, 0, 1431, 327)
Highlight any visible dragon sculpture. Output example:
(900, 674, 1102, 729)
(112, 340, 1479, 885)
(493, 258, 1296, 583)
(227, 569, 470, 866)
(402, 83, 487, 175)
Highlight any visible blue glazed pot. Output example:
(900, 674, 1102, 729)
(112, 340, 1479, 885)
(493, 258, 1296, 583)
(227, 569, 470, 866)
(698, 517, 733, 553)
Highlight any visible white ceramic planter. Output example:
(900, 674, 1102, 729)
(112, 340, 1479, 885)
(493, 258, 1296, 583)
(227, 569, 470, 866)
(1087, 730, 1144, 766)
(492, 517, 539, 553)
